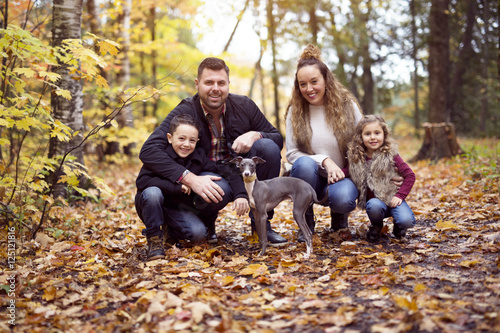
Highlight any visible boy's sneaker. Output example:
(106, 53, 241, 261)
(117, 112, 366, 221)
(147, 236, 165, 261)
(366, 225, 382, 243)
(393, 225, 407, 239)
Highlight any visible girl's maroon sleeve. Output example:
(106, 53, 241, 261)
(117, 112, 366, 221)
(394, 155, 415, 200)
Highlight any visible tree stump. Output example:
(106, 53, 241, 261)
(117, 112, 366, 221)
(410, 122, 464, 162)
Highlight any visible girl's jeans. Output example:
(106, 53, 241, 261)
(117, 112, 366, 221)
(365, 198, 415, 230)
(290, 156, 358, 228)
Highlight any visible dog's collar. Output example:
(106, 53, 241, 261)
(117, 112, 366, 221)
(243, 175, 257, 183)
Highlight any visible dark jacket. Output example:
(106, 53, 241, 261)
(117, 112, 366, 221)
(138, 93, 283, 190)
(136, 145, 247, 201)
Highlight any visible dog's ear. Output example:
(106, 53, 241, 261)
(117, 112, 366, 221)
(229, 156, 243, 166)
(252, 156, 266, 165)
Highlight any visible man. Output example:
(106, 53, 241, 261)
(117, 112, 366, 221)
(136, 57, 286, 260)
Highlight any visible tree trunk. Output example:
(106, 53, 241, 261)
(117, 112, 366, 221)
(49, 0, 85, 197)
(223, 0, 250, 53)
(410, 123, 463, 162)
(115, 0, 134, 156)
(308, 1, 319, 46)
(410, 0, 420, 136)
(449, 0, 476, 129)
(149, 5, 158, 117)
(267, 0, 281, 133)
(413, 0, 462, 161)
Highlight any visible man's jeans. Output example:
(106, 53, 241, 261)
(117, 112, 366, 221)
(290, 156, 358, 228)
(365, 198, 415, 230)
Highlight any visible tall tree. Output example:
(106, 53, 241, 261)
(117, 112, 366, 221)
(410, 0, 420, 133)
(267, 0, 281, 133)
(412, 0, 462, 161)
(49, 0, 85, 196)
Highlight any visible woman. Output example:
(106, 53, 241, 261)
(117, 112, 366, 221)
(285, 44, 362, 241)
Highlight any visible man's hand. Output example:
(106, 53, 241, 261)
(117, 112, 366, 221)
(322, 158, 345, 184)
(182, 173, 224, 203)
(231, 131, 261, 155)
(233, 197, 249, 216)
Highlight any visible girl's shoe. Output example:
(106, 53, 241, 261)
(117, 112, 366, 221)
(393, 225, 407, 239)
(366, 225, 382, 243)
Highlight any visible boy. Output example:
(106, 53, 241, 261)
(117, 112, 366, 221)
(135, 114, 249, 260)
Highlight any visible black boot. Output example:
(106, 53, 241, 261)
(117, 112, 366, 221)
(330, 211, 348, 231)
(207, 223, 217, 244)
(251, 218, 288, 246)
(297, 206, 316, 243)
(366, 224, 382, 243)
(393, 225, 407, 239)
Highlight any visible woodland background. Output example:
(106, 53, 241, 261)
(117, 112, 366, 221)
(0, 0, 499, 332)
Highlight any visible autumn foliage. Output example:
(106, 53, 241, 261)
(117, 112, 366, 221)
(1, 138, 498, 332)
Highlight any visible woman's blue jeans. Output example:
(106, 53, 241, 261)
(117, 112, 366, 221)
(365, 198, 415, 230)
(290, 156, 358, 228)
(135, 172, 231, 242)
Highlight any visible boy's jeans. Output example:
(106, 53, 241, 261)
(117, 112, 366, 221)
(135, 172, 231, 242)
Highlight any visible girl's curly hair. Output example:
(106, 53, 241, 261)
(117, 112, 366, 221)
(285, 44, 362, 158)
(348, 114, 396, 164)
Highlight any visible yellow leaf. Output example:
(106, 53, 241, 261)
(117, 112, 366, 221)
(16, 117, 37, 131)
(221, 276, 234, 286)
(414, 284, 428, 292)
(13, 67, 36, 77)
(459, 260, 480, 268)
(98, 39, 121, 56)
(55, 89, 72, 100)
(439, 252, 462, 258)
(42, 286, 57, 301)
(280, 260, 296, 267)
(435, 220, 460, 231)
(95, 75, 109, 88)
(14, 80, 26, 93)
(239, 263, 269, 277)
(392, 295, 418, 311)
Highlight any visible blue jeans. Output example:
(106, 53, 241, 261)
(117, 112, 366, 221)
(290, 156, 358, 228)
(135, 172, 231, 241)
(365, 198, 415, 230)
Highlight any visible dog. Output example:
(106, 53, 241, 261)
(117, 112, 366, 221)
(230, 156, 327, 258)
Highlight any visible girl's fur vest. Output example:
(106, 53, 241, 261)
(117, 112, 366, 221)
(347, 143, 399, 208)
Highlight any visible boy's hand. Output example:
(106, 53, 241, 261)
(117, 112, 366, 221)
(233, 197, 250, 216)
(390, 197, 402, 208)
(181, 184, 191, 195)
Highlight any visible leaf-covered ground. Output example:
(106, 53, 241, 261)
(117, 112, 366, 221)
(2, 139, 499, 332)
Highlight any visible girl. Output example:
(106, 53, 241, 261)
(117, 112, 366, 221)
(346, 115, 416, 242)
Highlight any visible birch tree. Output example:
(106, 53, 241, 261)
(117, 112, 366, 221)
(49, 0, 85, 197)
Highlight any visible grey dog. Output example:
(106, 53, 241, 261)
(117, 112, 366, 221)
(230, 156, 327, 258)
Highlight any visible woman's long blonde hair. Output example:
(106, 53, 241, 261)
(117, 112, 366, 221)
(285, 45, 362, 159)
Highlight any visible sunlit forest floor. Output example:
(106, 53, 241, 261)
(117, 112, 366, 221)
(2, 137, 499, 332)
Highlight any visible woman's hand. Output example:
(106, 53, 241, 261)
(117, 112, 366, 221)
(233, 197, 250, 216)
(322, 158, 345, 184)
